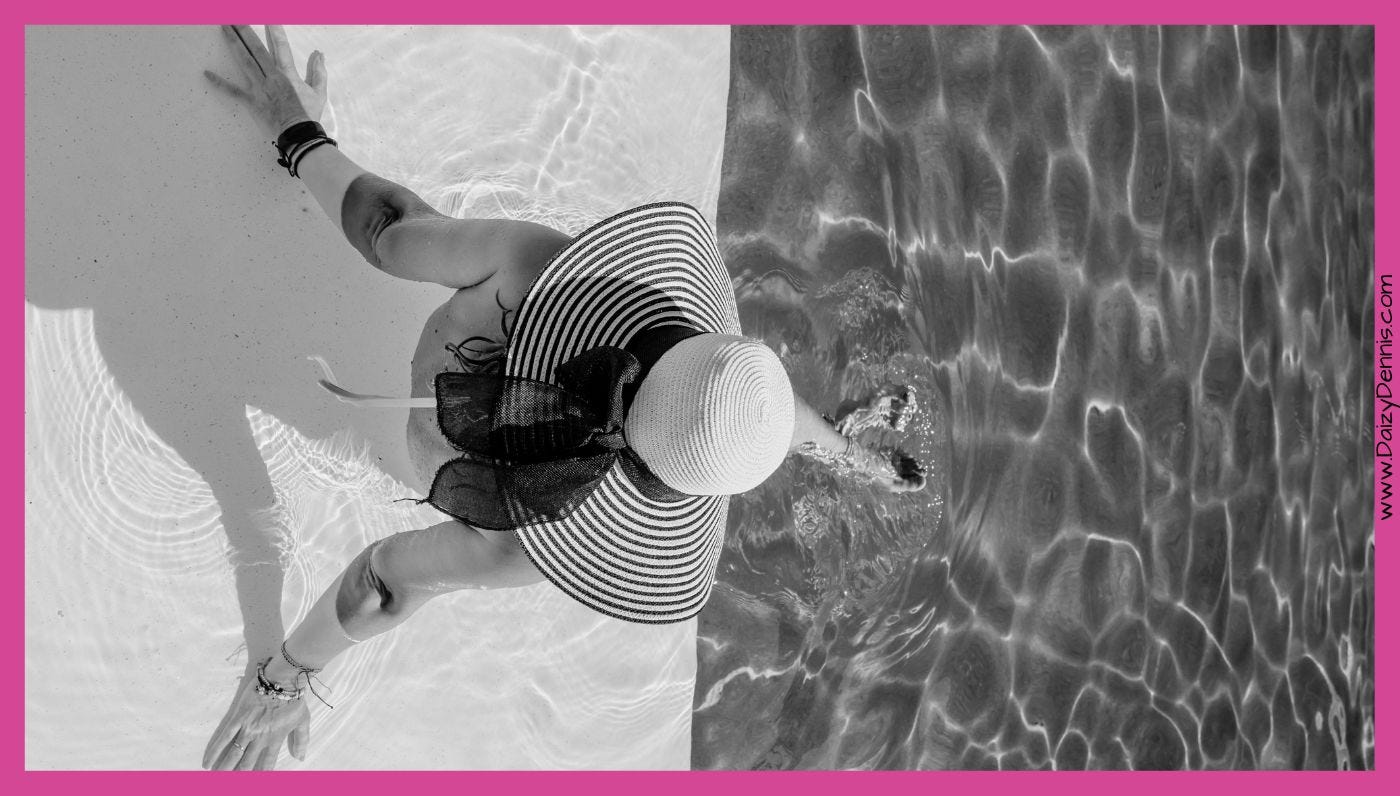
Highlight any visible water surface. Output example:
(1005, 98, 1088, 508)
(696, 25, 1374, 770)
(25, 25, 727, 769)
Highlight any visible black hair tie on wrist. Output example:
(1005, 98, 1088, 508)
(288, 138, 335, 178)
(274, 120, 337, 178)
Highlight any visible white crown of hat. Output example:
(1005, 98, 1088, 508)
(624, 334, 795, 495)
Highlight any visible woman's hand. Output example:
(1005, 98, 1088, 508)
(204, 25, 328, 137)
(202, 664, 311, 771)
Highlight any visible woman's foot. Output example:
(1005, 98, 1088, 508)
(857, 446, 925, 493)
(834, 385, 918, 436)
(824, 440, 925, 494)
(830, 386, 925, 493)
(886, 449, 926, 493)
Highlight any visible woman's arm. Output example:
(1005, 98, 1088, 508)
(788, 392, 926, 493)
(260, 521, 542, 686)
(293, 145, 571, 288)
(204, 520, 542, 770)
(205, 25, 570, 291)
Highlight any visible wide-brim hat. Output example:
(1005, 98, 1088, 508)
(504, 202, 752, 624)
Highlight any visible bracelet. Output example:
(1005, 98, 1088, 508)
(288, 138, 336, 178)
(282, 137, 319, 166)
(280, 640, 322, 675)
(274, 120, 338, 179)
(281, 640, 335, 708)
(251, 643, 336, 708)
(841, 435, 857, 463)
(254, 656, 303, 702)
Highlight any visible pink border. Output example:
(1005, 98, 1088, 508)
(1375, 6, 1394, 796)
(9, 1, 1394, 793)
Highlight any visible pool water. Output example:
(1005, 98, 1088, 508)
(694, 26, 1374, 770)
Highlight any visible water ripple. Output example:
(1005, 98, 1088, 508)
(699, 25, 1373, 771)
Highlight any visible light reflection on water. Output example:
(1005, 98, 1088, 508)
(697, 25, 1373, 770)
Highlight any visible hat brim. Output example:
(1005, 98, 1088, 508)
(505, 202, 742, 624)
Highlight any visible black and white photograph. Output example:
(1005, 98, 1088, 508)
(24, 23, 1375, 771)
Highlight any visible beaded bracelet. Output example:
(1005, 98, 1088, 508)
(252, 642, 336, 708)
(254, 657, 303, 702)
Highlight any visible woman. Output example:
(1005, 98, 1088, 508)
(201, 25, 924, 771)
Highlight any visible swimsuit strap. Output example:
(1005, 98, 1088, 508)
(307, 356, 436, 408)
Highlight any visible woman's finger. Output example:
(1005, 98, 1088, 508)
(234, 741, 264, 771)
(202, 720, 239, 769)
(305, 50, 328, 94)
(255, 745, 279, 771)
(203, 70, 250, 102)
(227, 25, 272, 77)
(288, 716, 310, 761)
(265, 25, 295, 72)
(211, 737, 245, 771)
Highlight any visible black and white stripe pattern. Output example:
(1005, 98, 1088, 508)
(505, 202, 742, 624)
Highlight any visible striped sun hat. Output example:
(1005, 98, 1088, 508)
(503, 202, 793, 624)
(314, 202, 794, 623)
